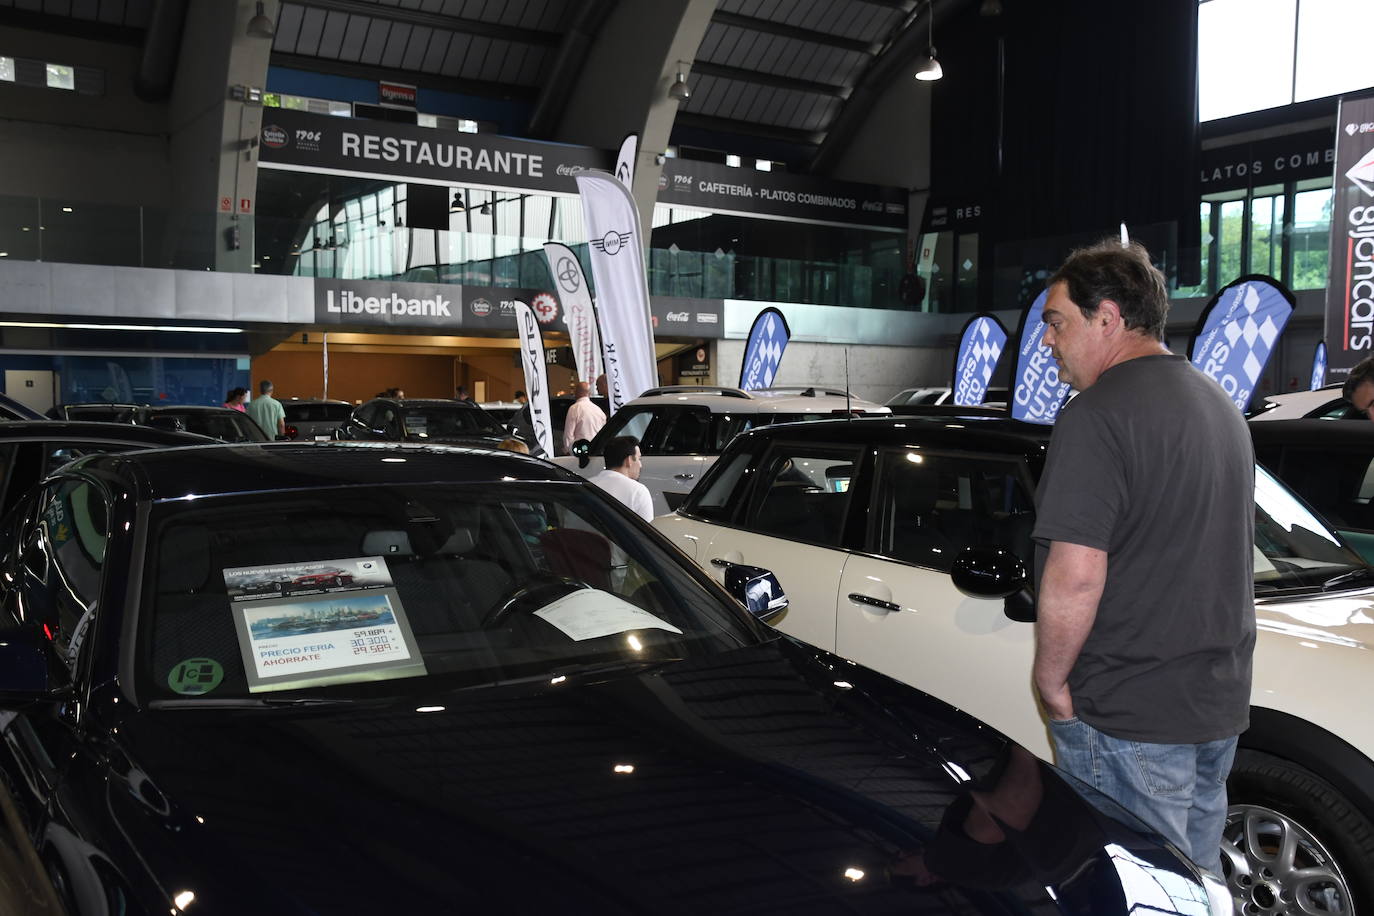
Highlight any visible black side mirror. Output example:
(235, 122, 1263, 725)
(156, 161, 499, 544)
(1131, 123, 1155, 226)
(951, 546, 1027, 600)
(723, 563, 789, 622)
(572, 439, 591, 469)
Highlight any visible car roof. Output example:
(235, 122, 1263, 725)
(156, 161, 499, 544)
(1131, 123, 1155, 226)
(373, 398, 479, 408)
(72, 441, 576, 501)
(0, 420, 215, 445)
(625, 385, 887, 413)
(736, 414, 1051, 453)
(1248, 418, 1374, 445)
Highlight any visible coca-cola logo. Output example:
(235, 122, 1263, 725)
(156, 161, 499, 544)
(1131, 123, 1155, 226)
(556, 164, 587, 177)
(469, 298, 492, 317)
(665, 311, 689, 322)
(262, 125, 288, 149)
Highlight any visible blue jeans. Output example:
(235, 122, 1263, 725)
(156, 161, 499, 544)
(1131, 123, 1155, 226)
(1048, 716, 1237, 875)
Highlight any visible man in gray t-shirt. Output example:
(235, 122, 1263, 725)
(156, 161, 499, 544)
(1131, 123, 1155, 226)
(1032, 240, 1254, 874)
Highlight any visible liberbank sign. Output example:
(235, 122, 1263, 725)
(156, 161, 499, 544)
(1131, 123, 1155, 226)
(260, 109, 608, 193)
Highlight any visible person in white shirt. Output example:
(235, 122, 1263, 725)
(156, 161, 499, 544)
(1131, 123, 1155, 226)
(561, 380, 607, 455)
(589, 436, 653, 522)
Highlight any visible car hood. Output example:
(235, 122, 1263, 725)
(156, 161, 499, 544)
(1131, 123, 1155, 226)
(105, 640, 1202, 914)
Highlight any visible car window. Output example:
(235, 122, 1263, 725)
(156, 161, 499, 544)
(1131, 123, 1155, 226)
(655, 407, 712, 455)
(872, 449, 1035, 571)
(1271, 447, 1374, 531)
(1253, 466, 1365, 590)
(284, 403, 352, 422)
(353, 402, 379, 428)
(592, 407, 656, 454)
(1309, 399, 1361, 420)
(400, 406, 499, 438)
(743, 446, 861, 547)
(139, 483, 760, 700)
(168, 413, 263, 443)
(683, 447, 757, 523)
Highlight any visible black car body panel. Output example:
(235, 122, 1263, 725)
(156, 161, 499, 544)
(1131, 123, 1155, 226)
(46, 404, 268, 443)
(0, 443, 1215, 914)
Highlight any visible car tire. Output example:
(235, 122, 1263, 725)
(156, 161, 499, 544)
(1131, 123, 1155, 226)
(1223, 749, 1374, 913)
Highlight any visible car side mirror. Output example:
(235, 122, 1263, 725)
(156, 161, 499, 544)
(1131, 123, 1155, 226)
(723, 563, 789, 623)
(951, 546, 1027, 600)
(572, 439, 591, 469)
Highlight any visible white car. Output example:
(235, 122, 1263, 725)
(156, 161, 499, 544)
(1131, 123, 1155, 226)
(553, 385, 888, 516)
(1249, 384, 1358, 421)
(654, 414, 1374, 909)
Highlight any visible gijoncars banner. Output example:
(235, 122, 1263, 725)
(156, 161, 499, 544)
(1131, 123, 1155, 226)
(1323, 91, 1374, 382)
(1011, 290, 1071, 424)
(543, 242, 602, 383)
(951, 314, 1008, 406)
(513, 300, 554, 458)
(739, 307, 791, 390)
(1189, 274, 1294, 412)
(576, 172, 657, 415)
(1312, 340, 1328, 390)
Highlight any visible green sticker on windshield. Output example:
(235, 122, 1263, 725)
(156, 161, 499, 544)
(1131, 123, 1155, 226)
(168, 658, 224, 695)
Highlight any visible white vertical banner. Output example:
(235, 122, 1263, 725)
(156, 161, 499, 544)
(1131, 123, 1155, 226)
(543, 242, 602, 383)
(576, 172, 657, 414)
(322, 332, 329, 399)
(615, 133, 638, 186)
(513, 300, 554, 458)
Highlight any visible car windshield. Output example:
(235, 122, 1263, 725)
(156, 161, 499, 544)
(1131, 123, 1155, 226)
(284, 402, 352, 422)
(150, 412, 266, 442)
(401, 405, 502, 438)
(66, 405, 138, 423)
(139, 483, 760, 702)
(1254, 465, 1367, 590)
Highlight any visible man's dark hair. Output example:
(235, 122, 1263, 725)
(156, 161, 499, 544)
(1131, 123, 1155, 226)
(1048, 240, 1169, 340)
(514, 389, 526, 399)
(604, 436, 640, 470)
(1343, 355, 1374, 401)
(258, 379, 273, 394)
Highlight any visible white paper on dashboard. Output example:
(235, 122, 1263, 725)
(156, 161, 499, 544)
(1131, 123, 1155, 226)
(534, 589, 684, 641)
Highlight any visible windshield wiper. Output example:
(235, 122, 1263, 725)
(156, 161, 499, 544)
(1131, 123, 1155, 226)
(1322, 566, 1374, 591)
(149, 696, 356, 709)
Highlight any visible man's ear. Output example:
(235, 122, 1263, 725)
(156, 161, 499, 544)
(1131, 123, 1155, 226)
(1096, 299, 1124, 334)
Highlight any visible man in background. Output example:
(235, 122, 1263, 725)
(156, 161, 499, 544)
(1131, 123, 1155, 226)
(246, 379, 285, 438)
(589, 436, 652, 522)
(1341, 356, 1374, 419)
(562, 380, 607, 455)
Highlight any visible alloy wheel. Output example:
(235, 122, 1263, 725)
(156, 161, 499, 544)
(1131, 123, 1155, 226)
(1221, 803, 1353, 915)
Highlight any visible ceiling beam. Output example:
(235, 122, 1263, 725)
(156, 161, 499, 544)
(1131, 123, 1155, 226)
(674, 112, 823, 147)
(691, 60, 850, 99)
(270, 52, 538, 102)
(709, 11, 878, 56)
(287, 0, 561, 47)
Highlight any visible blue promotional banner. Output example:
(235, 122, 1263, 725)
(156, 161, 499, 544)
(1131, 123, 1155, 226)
(951, 314, 1008, 406)
(1311, 341, 1328, 390)
(1011, 290, 1071, 424)
(1189, 274, 1295, 412)
(739, 307, 791, 390)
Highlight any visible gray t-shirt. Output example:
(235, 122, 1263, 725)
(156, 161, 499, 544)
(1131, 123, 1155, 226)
(1033, 354, 1255, 744)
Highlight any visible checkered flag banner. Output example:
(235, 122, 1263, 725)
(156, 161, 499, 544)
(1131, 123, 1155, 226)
(739, 307, 792, 391)
(1190, 275, 1295, 412)
(952, 314, 1009, 406)
(1011, 289, 1072, 425)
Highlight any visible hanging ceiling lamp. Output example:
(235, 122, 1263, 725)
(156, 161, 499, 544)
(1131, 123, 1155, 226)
(915, 0, 943, 81)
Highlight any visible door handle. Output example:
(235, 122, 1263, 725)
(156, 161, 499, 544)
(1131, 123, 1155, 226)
(710, 557, 732, 568)
(847, 593, 901, 613)
(673, 473, 695, 481)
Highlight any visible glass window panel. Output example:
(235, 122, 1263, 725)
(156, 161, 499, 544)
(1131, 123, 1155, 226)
(1199, 0, 1296, 120)
(1292, 182, 1332, 291)
(45, 63, 75, 90)
(955, 233, 979, 312)
(1175, 201, 1213, 298)
(745, 448, 861, 547)
(0, 57, 14, 81)
(1294, 0, 1374, 103)
(1248, 192, 1284, 279)
(1217, 198, 1245, 288)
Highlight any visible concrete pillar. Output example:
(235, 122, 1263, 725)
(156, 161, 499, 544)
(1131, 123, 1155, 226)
(167, 0, 272, 272)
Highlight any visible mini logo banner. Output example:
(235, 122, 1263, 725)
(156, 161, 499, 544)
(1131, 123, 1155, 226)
(1011, 290, 1071, 425)
(513, 300, 554, 458)
(615, 133, 638, 186)
(739, 307, 791, 390)
(1312, 340, 1328, 390)
(576, 172, 657, 415)
(1190, 274, 1295, 412)
(951, 314, 1008, 406)
(543, 241, 602, 383)
(1324, 92, 1374, 380)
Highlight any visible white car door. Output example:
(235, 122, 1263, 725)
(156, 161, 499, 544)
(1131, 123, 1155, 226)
(835, 446, 1050, 758)
(697, 442, 864, 653)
